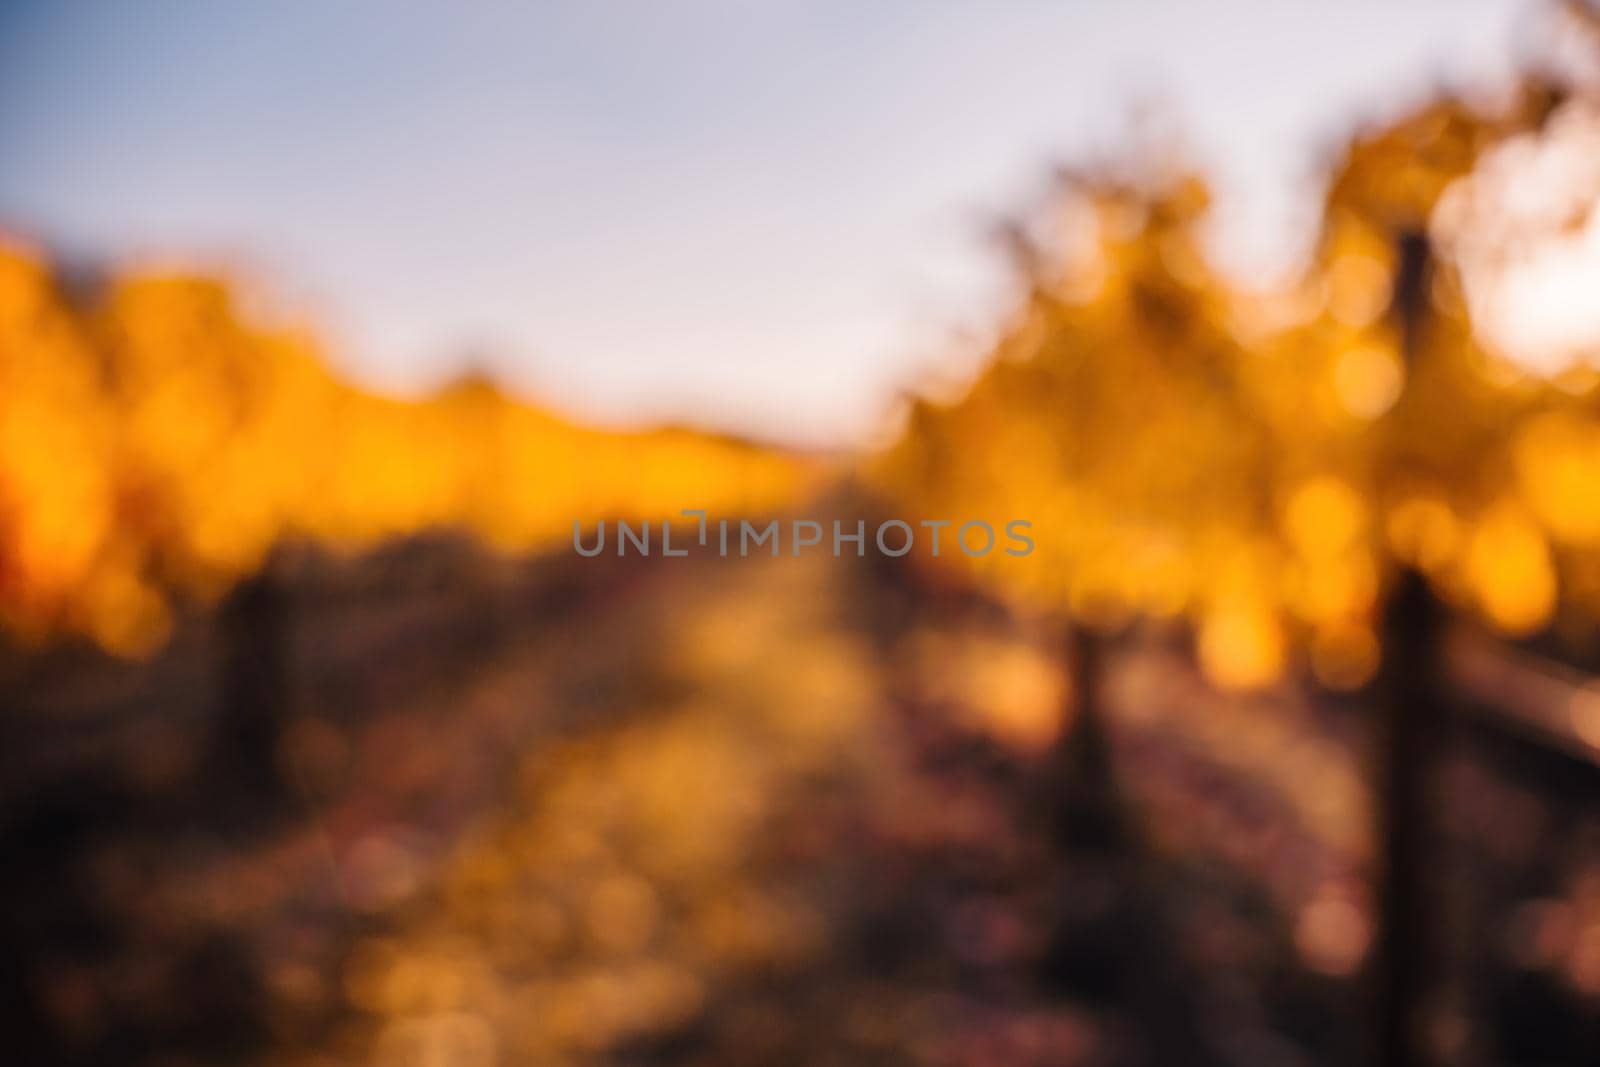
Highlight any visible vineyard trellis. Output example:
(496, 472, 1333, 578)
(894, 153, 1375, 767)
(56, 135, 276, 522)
(874, 65, 1600, 1065)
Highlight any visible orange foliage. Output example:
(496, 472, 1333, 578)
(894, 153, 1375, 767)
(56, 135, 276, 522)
(875, 75, 1600, 689)
(0, 246, 811, 654)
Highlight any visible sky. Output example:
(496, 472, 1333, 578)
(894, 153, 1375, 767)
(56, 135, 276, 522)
(0, 1, 1542, 446)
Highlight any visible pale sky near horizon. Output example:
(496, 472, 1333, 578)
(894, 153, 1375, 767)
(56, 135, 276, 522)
(0, 1, 1543, 446)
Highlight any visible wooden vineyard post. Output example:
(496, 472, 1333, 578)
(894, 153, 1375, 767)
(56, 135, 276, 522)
(1045, 623, 1222, 1065)
(1049, 623, 1124, 853)
(1040, 621, 1121, 1001)
(1373, 229, 1442, 1067)
(1375, 566, 1445, 1067)
(215, 563, 290, 808)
